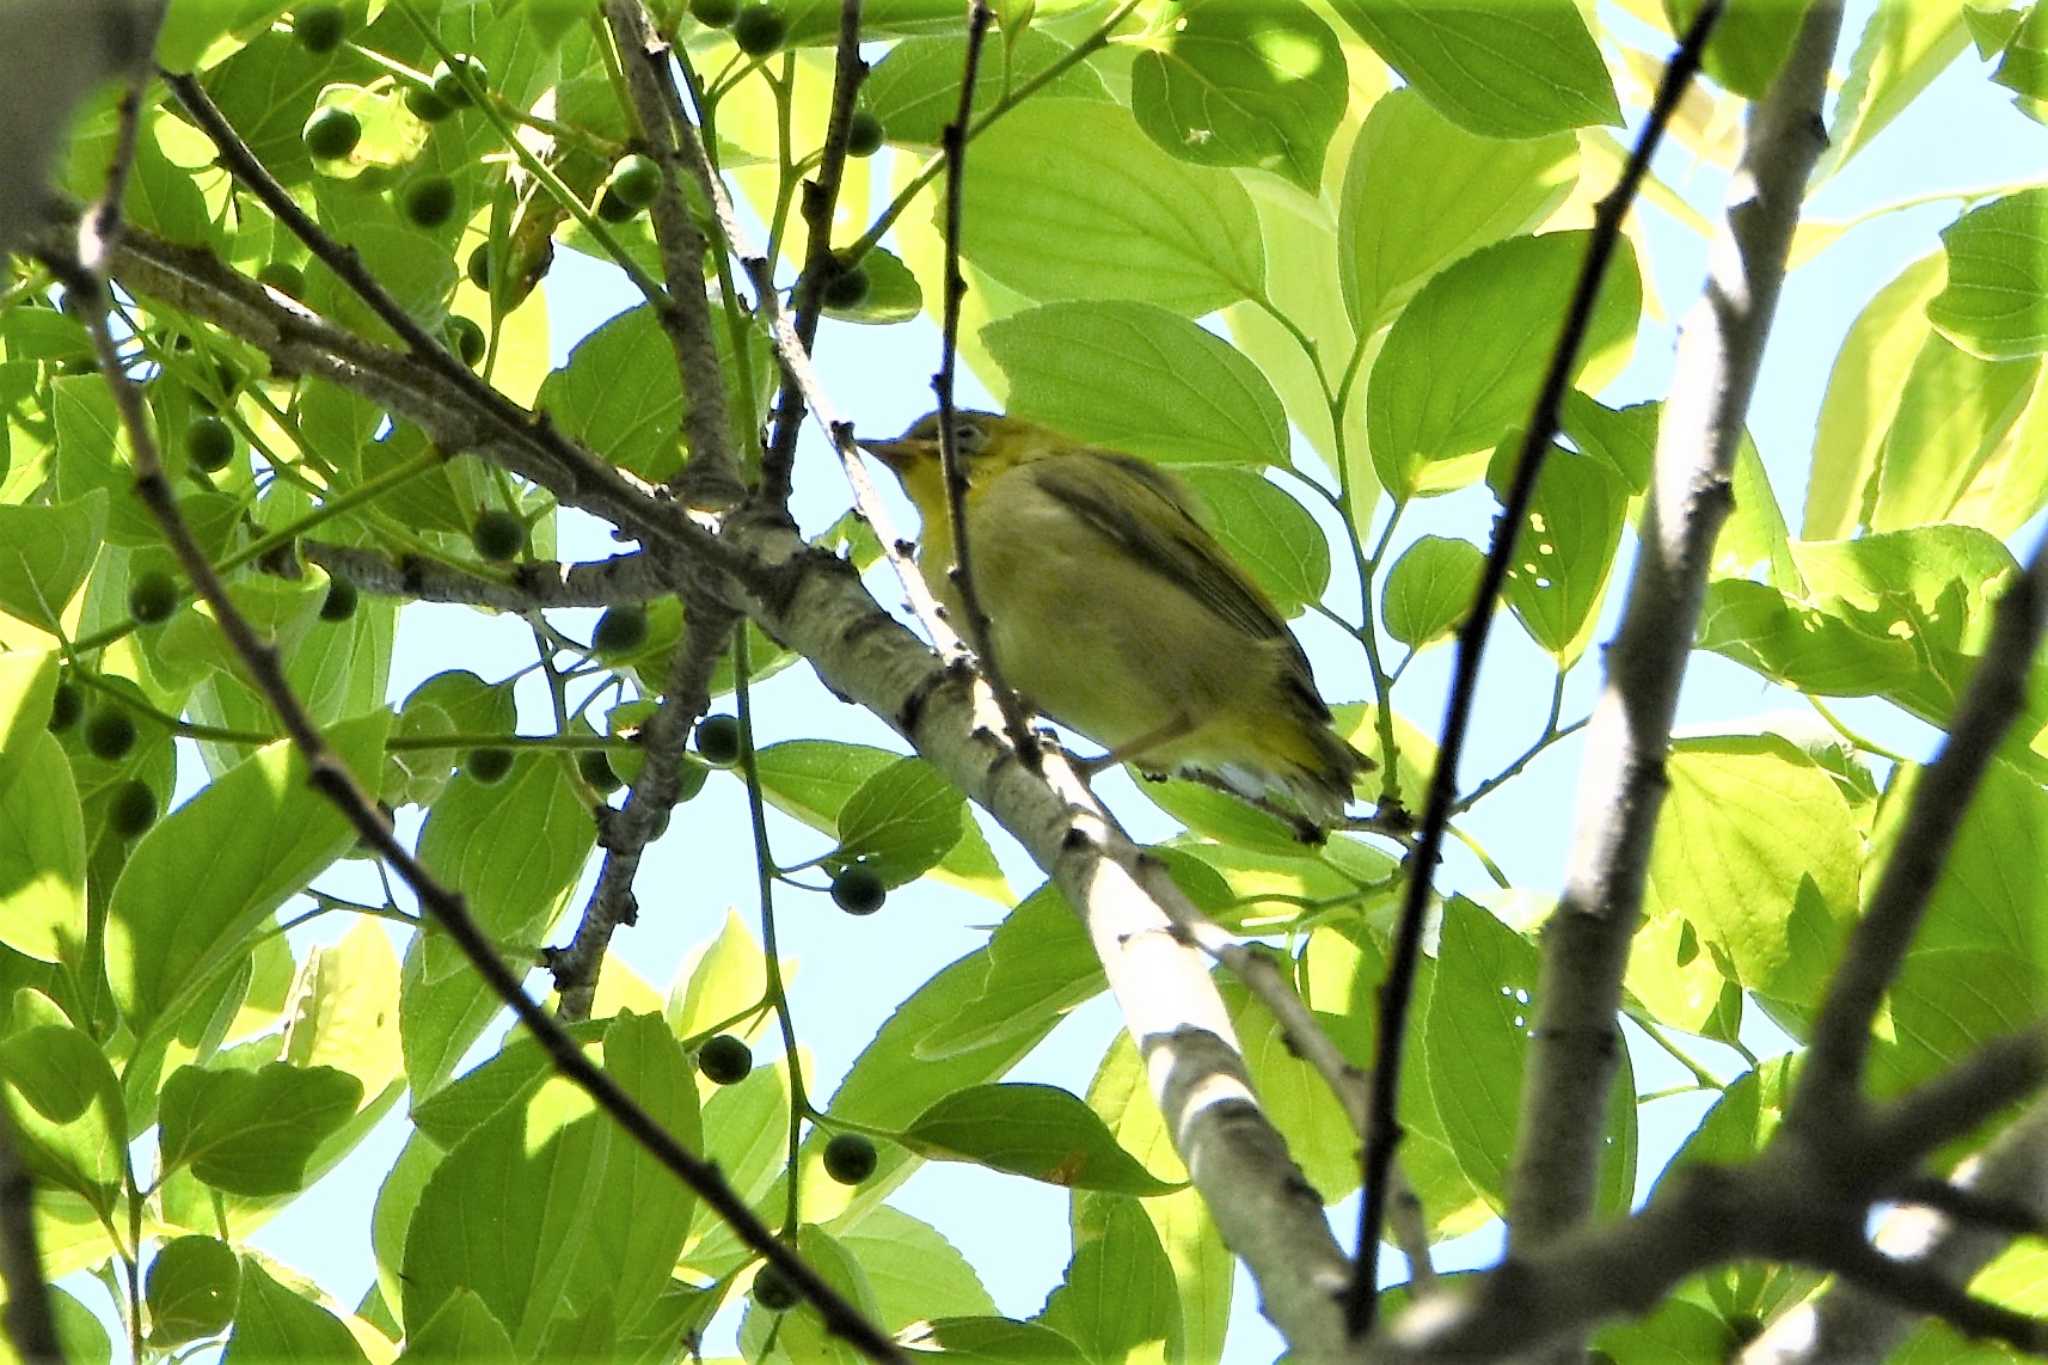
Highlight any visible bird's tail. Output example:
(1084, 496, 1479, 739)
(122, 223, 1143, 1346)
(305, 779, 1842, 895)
(1212, 710, 1373, 838)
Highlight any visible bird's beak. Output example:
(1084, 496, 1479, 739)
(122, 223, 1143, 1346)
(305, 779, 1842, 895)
(862, 437, 924, 468)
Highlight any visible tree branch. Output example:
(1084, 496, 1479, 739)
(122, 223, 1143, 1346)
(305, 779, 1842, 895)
(548, 597, 736, 1021)
(1505, 0, 1842, 1280)
(301, 542, 669, 609)
(758, 0, 867, 506)
(600, 0, 742, 508)
(1351, 0, 1727, 1330)
(0, 1105, 59, 1363)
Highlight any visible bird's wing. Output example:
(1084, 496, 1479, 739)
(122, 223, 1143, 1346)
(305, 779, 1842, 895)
(1025, 451, 1302, 654)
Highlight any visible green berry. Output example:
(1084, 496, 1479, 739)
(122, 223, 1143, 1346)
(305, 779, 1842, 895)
(295, 3, 345, 54)
(830, 866, 886, 916)
(184, 415, 235, 473)
(303, 106, 361, 162)
(694, 714, 741, 767)
(690, 0, 739, 25)
(128, 571, 178, 624)
(608, 154, 661, 210)
(845, 111, 884, 157)
(109, 780, 158, 838)
(595, 186, 638, 224)
(592, 605, 649, 655)
(320, 576, 359, 621)
(471, 509, 526, 562)
(578, 748, 622, 794)
(465, 747, 514, 784)
(85, 708, 136, 762)
(47, 682, 81, 733)
(432, 56, 485, 108)
(752, 1264, 797, 1312)
(257, 260, 305, 298)
(822, 1132, 877, 1185)
(405, 83, 454, 123)
(446, 315, 486, 368)
(732, 3, 786, 55)
(402, 175, 457, 229)
(466, 244, 492, 291)
(821, 261, 869, 309)
(698, 1034, 752, 1085)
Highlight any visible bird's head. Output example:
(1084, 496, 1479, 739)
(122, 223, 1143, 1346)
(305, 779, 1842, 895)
(862, 409, 1063, 488)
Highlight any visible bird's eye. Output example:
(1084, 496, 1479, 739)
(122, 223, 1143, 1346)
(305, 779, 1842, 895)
(953, 423, 986, 452)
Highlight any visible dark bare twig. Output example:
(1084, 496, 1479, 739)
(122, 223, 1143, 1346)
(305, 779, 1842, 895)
(600, 0, 742, 508)
(549, 597, 736, 1021)
(758, 0, 868, 506)
(301, 542, 669, 609)
(1886, 1176, 2048, 1239)
(1349, 0, 1727, 1330)
(932, 0, 1039, 767)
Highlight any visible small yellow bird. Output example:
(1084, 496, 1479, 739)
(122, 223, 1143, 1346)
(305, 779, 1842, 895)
(864, 409, 1371, 834)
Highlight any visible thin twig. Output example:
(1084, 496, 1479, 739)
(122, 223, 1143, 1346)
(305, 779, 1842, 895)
(0, 1102, 60, 1364)
(301, 542, 670, 610)
(758, 0, 867, 506)
(1348, 1, 1728, 1332)
(600, 0, 742, 508)
(549, 598, 736, 1021)
(933, 0, 1039, 766)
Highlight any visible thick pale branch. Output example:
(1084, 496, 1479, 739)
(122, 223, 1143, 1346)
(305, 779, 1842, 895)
(1507, 0, 1842, 1263)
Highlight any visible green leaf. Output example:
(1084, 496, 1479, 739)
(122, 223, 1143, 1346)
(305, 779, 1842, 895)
(0, 731, 88, 965)
(1368, 232, 1640, 499)
(1637, 736, 1861, 1030)
(537, 304, 683, 480)
(1821, 0, 1971, 181)
(1870, 335, 2039, 532)
(1222, 974, 1357, 1198)
(1804, 252, 1948, 538)
(0, 1024, 127, 1216)
(125, 125, 215, 248)
(1039, 1197, 1178, 1359)
(915, 885, 1102, 1061)
(1927, 188, 2048, 360)
(224, 1256, 369, 1365)
(1666, 0, 1809, 98)
(1129, 0, 1346, 191)
(1698, 526, 2018, 735)
(666, 909, 770, 1042)
(958, 99, 1264, 316)
(401, 1013, 700, 1354)
(1561, 392, 1657, 494)
(105, 709, 390, 1032)
(1326, 0, 1620, 137)
(984, 301, 1290, 465)
(833, 1207, 998, 1330)
(901, 1317, 1087, 1361)
(1382, 534, 1482, 650)
(832, 756, 964, 888)
(0, 491, 107, 633)
(1994, 1, 2048, 92)
(158, 1061, 364, 1196)
(824, 246, 923, 325)
(1488, 439, 1628, 664)
(1337, 89, 1577, 333)
(901, 1083, 1179, 1194)
(1173, 466, 1328, 615)
(146, 1235, 241, 1346)
(405, 1288, 516, 1359)
(1426, 899, 1635, 1214)
(864, 31, 1108, 146)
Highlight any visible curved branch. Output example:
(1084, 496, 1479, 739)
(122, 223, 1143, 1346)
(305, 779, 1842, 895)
(1506, 0, 1842, 1269)
(1353, 0, 1729, 1328)
(301, 542, 669, 609)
